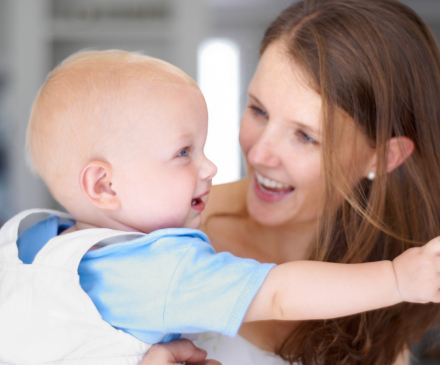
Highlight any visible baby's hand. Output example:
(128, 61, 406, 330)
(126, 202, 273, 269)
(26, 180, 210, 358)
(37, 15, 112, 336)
(392, 237, 440, 303)
(139, 339, 221, 365)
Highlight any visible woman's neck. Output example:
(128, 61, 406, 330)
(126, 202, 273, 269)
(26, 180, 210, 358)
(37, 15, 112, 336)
(202, 180, 319, 264)
(242, 215, 317, 264)
(204, 210, 317, 265)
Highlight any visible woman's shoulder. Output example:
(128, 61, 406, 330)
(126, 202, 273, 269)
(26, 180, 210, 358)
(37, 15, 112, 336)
(200, 179, 250, 255)
(202, 179, 248, 221)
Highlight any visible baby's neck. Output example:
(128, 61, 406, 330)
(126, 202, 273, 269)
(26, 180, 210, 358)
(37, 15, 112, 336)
(60, 221, 101, 235)
(60, 221, 112, 251)
(60, 217, 147, 235)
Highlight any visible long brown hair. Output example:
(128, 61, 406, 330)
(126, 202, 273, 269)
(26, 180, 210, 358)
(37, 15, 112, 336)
(261, 0, 440, 364)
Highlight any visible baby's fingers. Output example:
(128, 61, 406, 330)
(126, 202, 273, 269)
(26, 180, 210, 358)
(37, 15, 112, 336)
(393, 242, 440, 303)
(140, 339, 214, 365)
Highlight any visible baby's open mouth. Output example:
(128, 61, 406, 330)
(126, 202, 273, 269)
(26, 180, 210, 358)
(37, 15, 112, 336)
(255, 171, 294, 195)
(191, 196, 205, 212)
(191, 191, 209, 212)
(191, 198, 202, 206)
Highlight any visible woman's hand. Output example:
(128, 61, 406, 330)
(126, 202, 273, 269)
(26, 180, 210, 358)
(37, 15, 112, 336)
(393, 237, 440, 303)
(139, 338, 221, 365)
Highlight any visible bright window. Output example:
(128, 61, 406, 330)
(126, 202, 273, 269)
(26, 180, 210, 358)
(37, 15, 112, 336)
(198, 38, 240, 185)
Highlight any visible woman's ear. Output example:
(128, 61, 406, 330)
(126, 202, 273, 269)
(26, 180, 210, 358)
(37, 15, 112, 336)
(385, 136, 415, 173)
(364, 136, 415, 178)
(79, 161, 121, 210)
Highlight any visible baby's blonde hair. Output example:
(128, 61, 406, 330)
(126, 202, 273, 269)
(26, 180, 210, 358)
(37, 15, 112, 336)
(26, 49, 196, 196)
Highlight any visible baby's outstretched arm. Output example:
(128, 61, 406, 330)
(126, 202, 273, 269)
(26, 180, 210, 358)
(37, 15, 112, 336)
(243, 237, 440, 322)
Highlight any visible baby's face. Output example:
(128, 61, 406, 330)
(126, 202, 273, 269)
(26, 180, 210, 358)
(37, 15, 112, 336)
(111, 82, 217, 233)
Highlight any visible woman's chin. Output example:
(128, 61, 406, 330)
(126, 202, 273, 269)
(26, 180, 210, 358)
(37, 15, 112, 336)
(246, 193, 294, 227)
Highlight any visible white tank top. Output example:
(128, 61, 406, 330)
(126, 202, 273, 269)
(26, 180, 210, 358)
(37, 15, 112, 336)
(0, 209, 151, 365)
(195, 332, 295, 365)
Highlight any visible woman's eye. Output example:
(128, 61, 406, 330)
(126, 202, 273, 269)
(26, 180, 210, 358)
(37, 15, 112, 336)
(177, 147, 189, 157)
(249, 105, 268, 118)
(298, 131, 318, 145)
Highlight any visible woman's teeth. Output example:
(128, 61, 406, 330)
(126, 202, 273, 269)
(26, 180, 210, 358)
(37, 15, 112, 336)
(255, 172, 293, 193)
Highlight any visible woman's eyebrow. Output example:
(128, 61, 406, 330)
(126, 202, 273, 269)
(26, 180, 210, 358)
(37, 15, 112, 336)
(293, 121, 321, 136)
(248, 93, 321, 136)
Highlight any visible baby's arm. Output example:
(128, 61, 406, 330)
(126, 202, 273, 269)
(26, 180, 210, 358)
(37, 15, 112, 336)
(243, 237, 440, 322)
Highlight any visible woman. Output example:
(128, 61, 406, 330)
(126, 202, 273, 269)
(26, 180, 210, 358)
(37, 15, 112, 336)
(146, 0, 440, 364)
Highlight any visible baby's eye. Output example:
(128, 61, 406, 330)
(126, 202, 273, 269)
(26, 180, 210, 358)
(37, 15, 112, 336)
(249, 105, 268, 118)
(297, 131, 318, 145)
(177, 147, 190, 157)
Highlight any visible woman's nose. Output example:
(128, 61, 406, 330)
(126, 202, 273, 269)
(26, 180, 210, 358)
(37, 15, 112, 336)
(200, 155, 217, 180)
(247, 130, 281, 168)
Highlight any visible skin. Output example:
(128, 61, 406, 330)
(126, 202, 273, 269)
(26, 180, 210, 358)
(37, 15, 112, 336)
(29, 51, 211, 235)
(31, 52, 430, 364)
(198, 42, 415, 364)
(60, 81, 217, 235)
(60, 55, 437, 323)
(140, 339, 221, 365)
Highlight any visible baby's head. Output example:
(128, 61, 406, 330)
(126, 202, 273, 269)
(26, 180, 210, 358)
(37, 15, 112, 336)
(27, 50, 217, 233)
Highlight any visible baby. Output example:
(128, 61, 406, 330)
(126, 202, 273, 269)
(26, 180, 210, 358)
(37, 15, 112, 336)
(1, 50, 440, 364)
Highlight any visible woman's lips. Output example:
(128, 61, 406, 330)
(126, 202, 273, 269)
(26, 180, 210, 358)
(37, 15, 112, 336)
(253, 174, 294, 202)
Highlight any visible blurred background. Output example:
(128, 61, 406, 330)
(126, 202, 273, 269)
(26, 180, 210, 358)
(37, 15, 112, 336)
(0, 0, 439, 363)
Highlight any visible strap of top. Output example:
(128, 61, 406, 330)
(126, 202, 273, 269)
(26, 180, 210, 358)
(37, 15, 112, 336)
(33, 226, 144, 273)
(0, 209, 74, 264)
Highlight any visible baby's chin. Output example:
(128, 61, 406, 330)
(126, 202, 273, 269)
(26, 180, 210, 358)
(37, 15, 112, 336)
(182, 217, 202, 230)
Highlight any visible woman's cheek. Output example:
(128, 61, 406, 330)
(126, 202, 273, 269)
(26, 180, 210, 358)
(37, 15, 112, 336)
(239, 116, 259, 156)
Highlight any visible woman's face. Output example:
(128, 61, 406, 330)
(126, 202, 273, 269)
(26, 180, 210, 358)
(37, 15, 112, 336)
(240, 42, 375, 227)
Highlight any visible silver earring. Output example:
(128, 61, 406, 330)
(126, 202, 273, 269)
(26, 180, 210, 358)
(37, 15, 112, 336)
(367, 171, 376, 180)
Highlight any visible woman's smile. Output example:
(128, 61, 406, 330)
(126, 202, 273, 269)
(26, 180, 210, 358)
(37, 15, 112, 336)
(253, 171, 294, 203)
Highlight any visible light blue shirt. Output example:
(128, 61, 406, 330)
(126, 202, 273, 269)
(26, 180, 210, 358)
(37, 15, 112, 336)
(17, 216, 275, 344)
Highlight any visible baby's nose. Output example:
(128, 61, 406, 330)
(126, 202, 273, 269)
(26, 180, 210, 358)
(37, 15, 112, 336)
(201, 156, 217, 180)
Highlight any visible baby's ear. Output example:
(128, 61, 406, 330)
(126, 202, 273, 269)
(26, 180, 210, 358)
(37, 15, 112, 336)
(80, 161, 120, 210)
